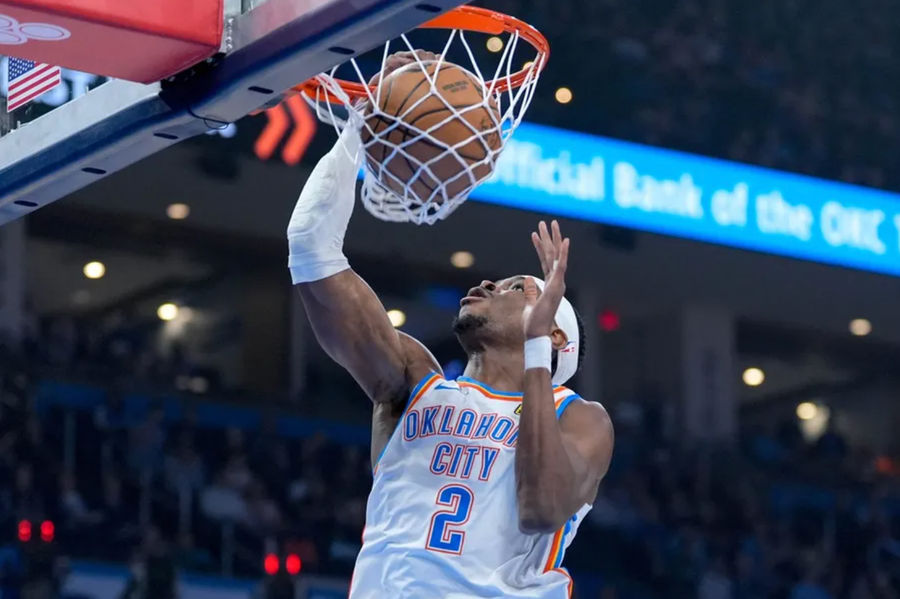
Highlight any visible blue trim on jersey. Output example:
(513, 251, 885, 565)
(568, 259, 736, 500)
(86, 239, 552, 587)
(456, 376, 523, 397)
(409, 371, 442, 403)
(372, 433, 393, 473)
(555, 393, 581, 419)
(372, 371, 442, 472)
(554, 518, 574, 568)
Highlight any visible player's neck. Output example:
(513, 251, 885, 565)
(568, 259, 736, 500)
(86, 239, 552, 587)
(462, 348, 525, 394)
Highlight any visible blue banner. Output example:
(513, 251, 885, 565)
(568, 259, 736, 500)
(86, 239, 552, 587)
(475, 122, 900, 277)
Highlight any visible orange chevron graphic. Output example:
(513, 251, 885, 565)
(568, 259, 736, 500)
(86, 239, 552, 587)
(254, 97, 316, 165)
(254, 103, 289, 161)
(282, 96, 316, 166)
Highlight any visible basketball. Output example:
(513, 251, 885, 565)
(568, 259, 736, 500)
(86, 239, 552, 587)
(361, 60, 502, 205)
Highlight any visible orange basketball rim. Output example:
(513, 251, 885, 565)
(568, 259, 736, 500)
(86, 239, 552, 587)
(292, 5, 550, 104)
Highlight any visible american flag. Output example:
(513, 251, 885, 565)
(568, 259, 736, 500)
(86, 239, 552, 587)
(5, 57, 61, 113)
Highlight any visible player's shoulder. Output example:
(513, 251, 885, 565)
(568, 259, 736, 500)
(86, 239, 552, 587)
(555, 387, 611, 429)
(398, 332, 443, 386)
(552, 384, 587, 414)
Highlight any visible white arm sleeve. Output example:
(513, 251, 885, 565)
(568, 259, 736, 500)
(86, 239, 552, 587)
(287, 127, 362, 284)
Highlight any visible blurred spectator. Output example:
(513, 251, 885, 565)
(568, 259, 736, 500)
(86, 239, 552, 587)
(58, 471, 102, 529)
(94, 390, 129, 471)
(491, 0, 900, 193)
(790, 554, 834, 599)
(0, 338, 898, 595)
(12, 463, 47, 518)
(200, 471, 249, 525)
(257, 569, 295, 599)
(244, 481, 282, 537)
(220, 427, 246, 465)
(18, 542, 66, 599)
(164, 432, 206, 496)
(119, 527, 177, 599)
(128, 407, 166, 478)
(250, 416, 291, 498)
(96, 473, 136, 546)
(222, 452, 254, 494)
(173, 532, 215, 573)
(698, 554, 734, 599)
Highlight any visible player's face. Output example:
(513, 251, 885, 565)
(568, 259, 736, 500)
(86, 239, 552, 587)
(457, 275, 532, 335)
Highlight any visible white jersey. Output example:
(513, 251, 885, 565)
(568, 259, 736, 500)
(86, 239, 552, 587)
(350, 373, 591, 599)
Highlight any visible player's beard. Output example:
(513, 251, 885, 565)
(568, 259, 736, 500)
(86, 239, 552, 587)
(451, 313, 488, 336)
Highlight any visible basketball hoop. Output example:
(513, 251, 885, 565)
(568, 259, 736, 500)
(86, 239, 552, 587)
(295, 6, 549, 225)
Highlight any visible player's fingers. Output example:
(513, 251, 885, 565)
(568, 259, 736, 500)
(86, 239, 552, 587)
(393, 50, 436, 63)
(381, 51, 429, 78)
(557, 238, 570, 274)
(531, 232, 549, 274)
(544, 240, 555, 272)
(551, 220, 562, 248)
(538, 221, 555, 265)
(538, 220, 551, 245)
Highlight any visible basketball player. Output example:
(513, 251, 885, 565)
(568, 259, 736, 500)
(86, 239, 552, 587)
(287, 52, 614, 598)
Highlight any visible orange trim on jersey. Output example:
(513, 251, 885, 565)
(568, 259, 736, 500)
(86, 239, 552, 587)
(551, 568, 574, 598)
(347, 524, 367, 597)
(407, 373, 442, 411)
(457, 380, 568, 402)
(458, 381, 523, 401)
(543, 525, 566, 572)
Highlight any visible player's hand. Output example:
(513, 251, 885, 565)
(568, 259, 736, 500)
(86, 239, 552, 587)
(367, 50, 440, 87)
(523, 220, 570, 340)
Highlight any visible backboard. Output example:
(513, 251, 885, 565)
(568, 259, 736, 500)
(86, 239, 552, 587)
(0, 0, 464, 225)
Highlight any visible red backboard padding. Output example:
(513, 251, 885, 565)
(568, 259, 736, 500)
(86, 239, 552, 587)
(0, 0, 222, 83)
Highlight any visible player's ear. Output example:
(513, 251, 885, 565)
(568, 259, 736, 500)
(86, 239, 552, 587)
(550, 327, 568, 351)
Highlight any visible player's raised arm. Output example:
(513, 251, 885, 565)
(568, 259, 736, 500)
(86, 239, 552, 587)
(288, 125, 439, 405)
(516, 221, 614, 534)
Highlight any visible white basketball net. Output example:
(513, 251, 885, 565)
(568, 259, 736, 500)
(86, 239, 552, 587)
(301, 26, 545, 225)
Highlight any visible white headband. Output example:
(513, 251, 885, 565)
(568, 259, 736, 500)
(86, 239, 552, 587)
(530, 277, 579, 385)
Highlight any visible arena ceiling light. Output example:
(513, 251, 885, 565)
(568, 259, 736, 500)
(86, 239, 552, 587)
(796, 401, 819, 421)
(166, 203, 190, 220)
(387, 309, 406, 328)
(83, 261, 106, 280)
(450, 251, 475, 268)
(486, 36, 503, 52)
(157, 302, 179, 322)
(555, 87, 573, 104)
(742, 367, 765, 387)
(849, 318, 871, 336)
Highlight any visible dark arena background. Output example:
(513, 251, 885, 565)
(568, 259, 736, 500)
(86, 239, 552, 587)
(2, 0, 900, 598)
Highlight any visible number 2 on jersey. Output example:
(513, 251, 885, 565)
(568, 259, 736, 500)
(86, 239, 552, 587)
(426, 484, 474, 554)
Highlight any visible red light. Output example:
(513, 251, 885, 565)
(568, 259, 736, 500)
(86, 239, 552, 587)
(40, 520, 54, 543)
(875, 455, 897, 475)
(17, 520, 31, 542)
(285, 554, 302, 575)
(264, 554, 279, 575)
(598, 310, 620, 332)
